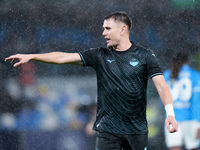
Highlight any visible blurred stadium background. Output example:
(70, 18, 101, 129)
(0, 0, 200, 149)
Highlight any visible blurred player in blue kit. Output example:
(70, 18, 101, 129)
(5, 11, 178, 150)
(163, 51, 200, 150)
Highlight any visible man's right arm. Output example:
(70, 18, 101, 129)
(5, 52, 83, 67)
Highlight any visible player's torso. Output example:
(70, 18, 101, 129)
(94, 47, 149, 134)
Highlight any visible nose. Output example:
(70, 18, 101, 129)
(102, 29, 107, 36)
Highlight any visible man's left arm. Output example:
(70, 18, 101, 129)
(152, 75, 178, 133)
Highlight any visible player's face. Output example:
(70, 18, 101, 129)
(102, 18, 122, 48)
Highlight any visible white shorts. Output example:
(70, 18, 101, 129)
(165, 120, 200, 149)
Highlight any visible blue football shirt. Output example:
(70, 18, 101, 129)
(164, 65, 200, 122)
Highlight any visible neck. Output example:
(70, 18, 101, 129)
(113, 40, 132, 51)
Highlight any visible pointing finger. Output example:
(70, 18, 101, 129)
(5, 56, 15, 62)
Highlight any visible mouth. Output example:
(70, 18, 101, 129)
(106, 38, 111, 43)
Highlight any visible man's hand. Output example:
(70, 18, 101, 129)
(165, 115, 178, 133)
(5, 54, 33, 67)
(196, 128, 200, 139)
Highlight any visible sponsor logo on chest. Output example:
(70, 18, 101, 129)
(129, 58, 139, 67)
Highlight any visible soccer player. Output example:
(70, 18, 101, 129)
(163, 51, 200, 150)
(5, 11, 178, 150)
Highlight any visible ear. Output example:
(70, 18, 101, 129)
(120, 25, 127, 36)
